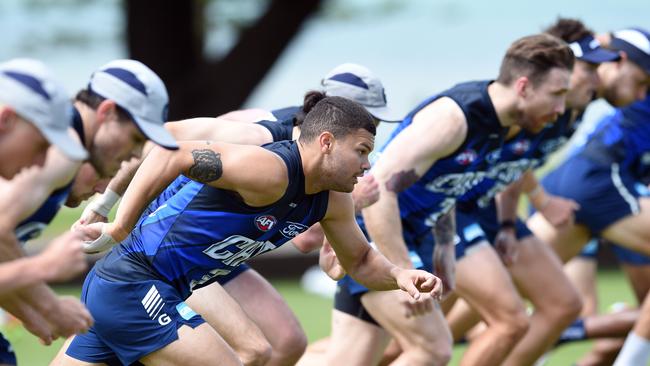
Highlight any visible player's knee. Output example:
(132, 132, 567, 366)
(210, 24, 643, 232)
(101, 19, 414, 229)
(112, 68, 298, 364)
(553, 290, 583, 325)
(407, 345, 452, 366)
(238, 339, 272, 366)
(269, 326, 307, 363)
(403, 335, 452, 366)
(500, 309, 530, 343)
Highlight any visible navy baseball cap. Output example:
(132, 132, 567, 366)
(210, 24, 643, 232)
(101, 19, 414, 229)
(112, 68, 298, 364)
(569, 35, 620, 64)
(609, 28, 650, 75)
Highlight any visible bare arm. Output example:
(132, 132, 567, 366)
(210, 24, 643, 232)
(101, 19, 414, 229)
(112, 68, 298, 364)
(0, 148, 79, 228)
(363, 97, 467, 268)
(321, 191, 442, 299)
(79, 118, 275, 223)
(432, 208, 457, 294)
(106, 141, 286, 242)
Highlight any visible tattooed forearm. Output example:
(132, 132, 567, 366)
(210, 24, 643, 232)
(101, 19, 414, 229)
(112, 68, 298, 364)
(385, 169, 419, 193)
(433, 208, 456, 246)
(188, 149, 223, 183)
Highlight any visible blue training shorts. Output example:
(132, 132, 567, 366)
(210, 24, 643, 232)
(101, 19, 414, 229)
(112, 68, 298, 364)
(542, 157, 645, 233)
(66, 268, 205, 365)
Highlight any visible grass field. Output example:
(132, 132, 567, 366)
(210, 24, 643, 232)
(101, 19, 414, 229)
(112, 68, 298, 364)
(1, 270, 637, 365)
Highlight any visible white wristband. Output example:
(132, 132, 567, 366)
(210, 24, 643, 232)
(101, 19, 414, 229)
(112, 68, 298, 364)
(87, 189, 121, 218)
(83, 225, 118, 254)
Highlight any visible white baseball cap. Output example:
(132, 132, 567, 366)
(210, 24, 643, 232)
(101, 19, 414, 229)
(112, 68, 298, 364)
(0, 58, 87, 160)
(322, 63, 403, 122)
(610, 28, 650, 75)
(88, 59, 178, 149)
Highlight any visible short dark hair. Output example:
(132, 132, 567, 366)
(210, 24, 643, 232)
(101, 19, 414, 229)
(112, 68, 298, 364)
(544, 18, 594, 43)
(497, 33, 575, 86)
(298, 91, 376, 141)
(75, 89, 131, 121)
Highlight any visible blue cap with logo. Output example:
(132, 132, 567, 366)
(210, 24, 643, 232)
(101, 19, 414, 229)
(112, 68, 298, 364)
(88, 59, 178, 150)
(0, 58, 87, 160)
(609, 28, 650, 75)
(569, 35, 620, 64)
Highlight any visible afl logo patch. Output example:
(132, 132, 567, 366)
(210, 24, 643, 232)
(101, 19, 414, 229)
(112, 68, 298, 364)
(510, 139, 530, 155)
(455, 149, 477, 166)
(255, 215, 277, 232)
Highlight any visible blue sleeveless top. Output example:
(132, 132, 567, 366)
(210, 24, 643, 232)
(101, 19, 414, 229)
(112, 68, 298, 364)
(95, 140, 330, 299)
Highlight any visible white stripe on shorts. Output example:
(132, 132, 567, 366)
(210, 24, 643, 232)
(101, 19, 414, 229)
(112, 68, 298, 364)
(611, 163, 640, 215)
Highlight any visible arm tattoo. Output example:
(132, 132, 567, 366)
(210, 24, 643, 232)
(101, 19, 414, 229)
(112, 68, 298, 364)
(433, 208, 456, 246)
(385, 169, 419, 193)
(188, 149, 223, 183)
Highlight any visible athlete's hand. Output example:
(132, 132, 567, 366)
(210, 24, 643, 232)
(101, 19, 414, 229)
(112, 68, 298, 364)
(0, 297, 55, 345)
(433, 243, 456, 296)
(540, 195, 579, 227)
(394, 268, 443, 302)
(72, 189, 121, 228)
(75, 222, 119, 254)
(48, 296, 93, 338)
(319, 241, 346, 280)
(495, 228, 519, 266)
(37, 231, 88, 282)
(397, 290, 434, 318)
(352, 173, 380, 213)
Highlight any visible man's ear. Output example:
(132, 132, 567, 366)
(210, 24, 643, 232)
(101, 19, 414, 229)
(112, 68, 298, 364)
(319, 131, 335, 154)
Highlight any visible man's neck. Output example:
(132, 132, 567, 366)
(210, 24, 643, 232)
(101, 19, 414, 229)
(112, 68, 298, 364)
(488, 81, 520, 128)
(297, 141, 325, 195)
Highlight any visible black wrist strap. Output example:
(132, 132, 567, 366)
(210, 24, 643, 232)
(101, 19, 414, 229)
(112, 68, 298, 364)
(499, 220, 516, 229)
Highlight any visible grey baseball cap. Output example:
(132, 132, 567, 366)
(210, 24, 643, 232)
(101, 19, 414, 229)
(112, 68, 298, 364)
(88, 59, 178, 150)
(322, 63, 403, 122)
(0, 58, 87, 160)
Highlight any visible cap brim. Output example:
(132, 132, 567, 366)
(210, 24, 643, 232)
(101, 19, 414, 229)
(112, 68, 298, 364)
(41, 127, 88, 161)
(134, 117, 178, 150)
(365, 105, 403, 123)
(579, 48, 621, 64)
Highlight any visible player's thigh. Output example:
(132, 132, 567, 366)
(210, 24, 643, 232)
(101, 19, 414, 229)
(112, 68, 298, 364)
(564, 256, 598, 316)
(510, 235, 580, 310)
(602, 198, 650, 256)
(454, 242, 526, 322)
(187, 280, 269, 353)
(361, 290, 451, 350)
(326, 309, 390, 366)
(49, 337, 107, 366)
(140, 323, 241, 366)
(527, 212, 592, 263)
(223, 269, 304, 341)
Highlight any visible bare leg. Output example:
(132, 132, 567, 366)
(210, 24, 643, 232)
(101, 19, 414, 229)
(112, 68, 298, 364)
(453, 243, 529, 366)
(223, 269, 308, 366)
(325, 309, 391, 366)
(503, 235, 582, 366)
(362, 290, 452, 366)
(188, 281, 271, 365)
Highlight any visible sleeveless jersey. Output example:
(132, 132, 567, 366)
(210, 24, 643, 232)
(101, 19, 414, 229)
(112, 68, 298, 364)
(385, 80, 507, 242)
(95, 141, 330, 299)
(457, 109, 577, 210)
(579, 95, 650, 180)
(254, 106, 300, 142)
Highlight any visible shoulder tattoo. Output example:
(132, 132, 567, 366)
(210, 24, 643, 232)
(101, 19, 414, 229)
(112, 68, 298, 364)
(188, 149, 223, 183)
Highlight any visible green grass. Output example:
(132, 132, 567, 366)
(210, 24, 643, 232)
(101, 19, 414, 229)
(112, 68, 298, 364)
(3, 271, 635, 365)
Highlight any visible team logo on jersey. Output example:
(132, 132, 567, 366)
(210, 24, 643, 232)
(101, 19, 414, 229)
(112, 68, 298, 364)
(485, 149, 501, 164)
(455, 149, 477, 166)
(510, 139, 530, 155)
(255, 215, 277, 231)
(280, 222, 309, 239)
